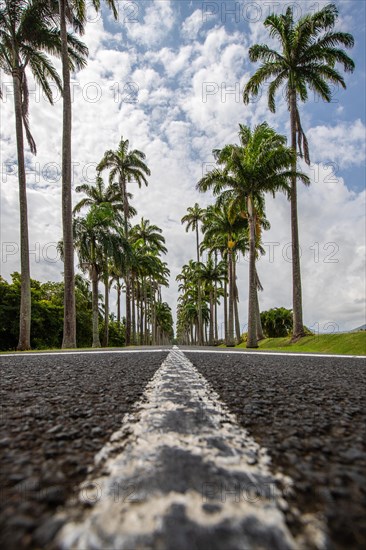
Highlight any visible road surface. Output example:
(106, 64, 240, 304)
(0, 346, 365, 549)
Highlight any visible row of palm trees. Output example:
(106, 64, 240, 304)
(2, 2, 355, 349)
(0, 0, 118, 350)
(69, 138, 173, 347)
(177, 3, 355, 348)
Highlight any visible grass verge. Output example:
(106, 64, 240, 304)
(235, 332, 366, 355)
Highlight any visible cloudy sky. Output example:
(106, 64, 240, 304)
(1, 0, 365, 334)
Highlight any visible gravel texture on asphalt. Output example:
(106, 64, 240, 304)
(188, 351, 366, 550)
(0, 351, 168, 549)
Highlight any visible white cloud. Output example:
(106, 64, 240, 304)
(125, 0, 175, 48)
(307, 120, 366, 168)
(181, 9, 205, 40)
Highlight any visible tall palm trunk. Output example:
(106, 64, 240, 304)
(144, 285, 148, 344)
(150, 278, 156, 345)
(91, 265, 101, 348)
(59, 0, 76, 348)
(233, 256, 241, 343)
(227, 250, 235, 346)
(139, 281, 144, 344)
(255, 288, 264, 341)
(247, 196, 258, 348)
(290, 89, 304, 340)
(255, 268, 264, 340)
(120, 175, 131, 345)
(214, 251, 218, 342)
(102, 268, 109, 347)
(131, 274, 136, 345)
(13, 67, 31, 350)
(196, 226, 203, 346)
(224, 278, 228, 342)
(209, 289, 214, 345)
(214, 286, 218, 342)
(116, 279, 121, 325)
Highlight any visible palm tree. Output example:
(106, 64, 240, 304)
(73, 176, 136, 215)
(198, 123, 310, 348)
(155, 301, 173, 344)
(130, 218, 168, 255)
(176, 259, 208, 345)
(199, 257, 227, 345)
(97, 136, 151, 345)
(74, 175, 132, 346)
(201, 203, 246, 346)
(130, 218, 168, 344)
(243, 3, 354, 339)
(181, 203, 205, 345)
(73, 203, 129, 347)
(0, 0, 86, 350)
(56, 0, 117, 349)
(109, 266, 125, 325)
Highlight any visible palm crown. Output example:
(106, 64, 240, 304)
(243, 3, 355, 164)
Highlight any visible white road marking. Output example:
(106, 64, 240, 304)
(182, 348, 365, 359)
(1, 347, 364, 359)
(0, 349, 167, 358)
(55, 347, 327, 550)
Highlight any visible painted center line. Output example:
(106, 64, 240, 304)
(55, 347, 326, 550)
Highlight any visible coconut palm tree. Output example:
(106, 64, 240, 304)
(97, 136, 151, 345)
(0, 0, 87, 350)
(56, 0, 117, 349)
(198, 123, 310, 348)
(181, 203, 205, 345)
(243, 3, 355, 339)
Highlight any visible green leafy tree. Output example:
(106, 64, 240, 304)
(243, 3, 355, 339)
(0, 273, 93, 350)
(261, 307, 293, 338)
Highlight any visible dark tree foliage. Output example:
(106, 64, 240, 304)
(260, 307, 293, 338)
(0, 273, 97, 350)
(99, 317, 125, 347)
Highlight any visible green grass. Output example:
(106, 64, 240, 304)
(235, 332, 366, 355)
(0, 346, 122, 355)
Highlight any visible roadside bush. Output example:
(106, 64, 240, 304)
(260, 307, 293, 338)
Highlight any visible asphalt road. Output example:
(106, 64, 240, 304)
(0, 350, 168, 549)
(0, 347, 365, 549)
(187, 350, 366, 550)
